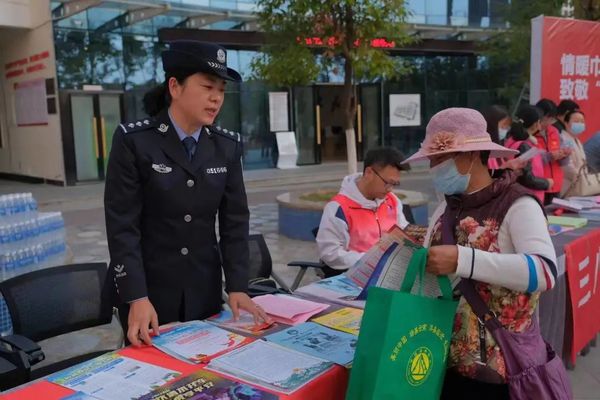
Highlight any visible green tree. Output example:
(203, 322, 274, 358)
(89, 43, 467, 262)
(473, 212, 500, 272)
(251, 0, 413, 173)
(574, 0, 600, 20)
(482, 0, 563, 109)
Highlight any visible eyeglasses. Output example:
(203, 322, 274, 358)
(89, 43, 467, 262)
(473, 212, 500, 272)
(372, 169, 400, 189)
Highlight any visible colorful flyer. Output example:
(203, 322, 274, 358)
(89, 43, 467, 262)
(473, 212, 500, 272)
(207, 309, 276, 336)
(153, 321, 254, 364)
(266, 322, 357, 367)
(48, 353, 180, 400)
(207, 340, 333, 394)
(138, 369, 279, 400)
(312, 307, 363, 336)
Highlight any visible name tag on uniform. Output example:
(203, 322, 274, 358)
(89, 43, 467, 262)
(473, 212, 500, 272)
(206, 167, 227, 174)
(152, 163, 172, 174)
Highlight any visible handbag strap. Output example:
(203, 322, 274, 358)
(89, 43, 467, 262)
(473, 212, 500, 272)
(400, 247, 454, 300)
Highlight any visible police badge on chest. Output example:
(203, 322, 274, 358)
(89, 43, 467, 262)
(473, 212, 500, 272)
(206, 167, 227, 174)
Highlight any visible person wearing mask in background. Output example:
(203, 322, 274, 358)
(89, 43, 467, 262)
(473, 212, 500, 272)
(535, 99, 571, 205)
(504, 105, 553, 204)
(583, 132, 600, 173)
(561, 110, 588, 196)
(316, 147, 410, 275)
(481, 105, 525, 173)
(403, 108, 558, 399)
(553, 99, 580, 133)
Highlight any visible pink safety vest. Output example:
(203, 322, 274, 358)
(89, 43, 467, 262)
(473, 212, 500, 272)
(332, 193, 399, 253)
(505, 137, 546, 203)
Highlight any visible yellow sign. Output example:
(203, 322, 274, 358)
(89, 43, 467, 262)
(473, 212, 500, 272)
(406, 347, 433, 386)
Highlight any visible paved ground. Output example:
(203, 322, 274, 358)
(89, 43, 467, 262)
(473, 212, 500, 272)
(1, 163, 599, 398)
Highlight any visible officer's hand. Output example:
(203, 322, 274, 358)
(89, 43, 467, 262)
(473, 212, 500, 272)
(228, 292, 272, 325)
(426, 245, 458, 276)
(128, 298, 160, 347)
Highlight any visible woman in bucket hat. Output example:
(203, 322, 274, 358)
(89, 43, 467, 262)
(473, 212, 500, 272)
(104, 40, 270, 347)
(406, 108, 562, 399)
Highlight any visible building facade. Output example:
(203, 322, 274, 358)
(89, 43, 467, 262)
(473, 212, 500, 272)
(0, 0, 511, 184)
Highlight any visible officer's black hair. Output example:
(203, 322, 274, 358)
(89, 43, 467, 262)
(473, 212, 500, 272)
(142, 69, 196, 117)
(363, 147, 410, 172)
(508, 105, 541, 142)
(565, 109, 585, 123)
(535, 99, 558, 117)
(557, 100, 580, 117)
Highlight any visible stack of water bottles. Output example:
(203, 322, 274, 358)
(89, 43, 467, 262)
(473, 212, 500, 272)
(0, 193, 67, 335)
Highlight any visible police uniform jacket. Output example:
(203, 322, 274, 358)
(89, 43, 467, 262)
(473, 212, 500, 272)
(104, 108, 249, 323)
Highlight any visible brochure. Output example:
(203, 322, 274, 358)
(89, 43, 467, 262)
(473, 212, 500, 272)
(48, 353, 180, 400)
(207, 340, 333, 394)
(251, 294, 329, 325)
(62, 393, 100, 400)
(153, 321, 253, 364)
(295, 275, 366, 309)
(265, 322, 357, 367)
(347, 225, 441, 300)
(207, 309, 277, 336)
(312, 307, 363, 336)
(137, 369, 279, 400)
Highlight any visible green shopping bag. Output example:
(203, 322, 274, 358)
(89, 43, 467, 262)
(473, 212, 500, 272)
(346, 247, 459, 400)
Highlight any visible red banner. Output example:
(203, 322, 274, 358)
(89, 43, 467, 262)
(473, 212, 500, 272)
(564, 230, 600, 364)
(530, 16, 600, 142)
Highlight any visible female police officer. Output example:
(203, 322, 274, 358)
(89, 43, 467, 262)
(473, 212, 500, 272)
(104, 40, 268, 347)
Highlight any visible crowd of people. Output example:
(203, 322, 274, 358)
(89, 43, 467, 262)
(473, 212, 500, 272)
(483, 99, 596, 204)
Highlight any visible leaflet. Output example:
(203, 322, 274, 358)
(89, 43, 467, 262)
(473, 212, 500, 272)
(265, 322, 357, 367)
(312, 307, 363, 336)
(62, 393, 100, 400)
(153, 321, 253, 364)
(207, 340, 333, 394)
(207, 309, 277, 336)
(295, 275, 366, 309)
(48, 353, 180, 400)
(137, 369, 279, 400)
(252, 294, 329, 325)
(347, 226, 441, 300)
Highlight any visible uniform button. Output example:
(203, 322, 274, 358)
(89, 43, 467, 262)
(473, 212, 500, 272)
(184, 214, 192, 222)
(181, 247, 189, 256)
(187, 179, 195, 187)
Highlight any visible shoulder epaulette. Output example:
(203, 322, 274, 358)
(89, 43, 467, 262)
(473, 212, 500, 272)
(118, 118, 156, 134)
(209, 125, 241, 142)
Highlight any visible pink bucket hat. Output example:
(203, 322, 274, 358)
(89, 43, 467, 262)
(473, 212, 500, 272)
(403, 107, 518, 163)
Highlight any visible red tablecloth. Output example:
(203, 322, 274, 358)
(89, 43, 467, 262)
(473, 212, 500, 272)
(565, 228, 600, 365)
(1, 346, 349, 400)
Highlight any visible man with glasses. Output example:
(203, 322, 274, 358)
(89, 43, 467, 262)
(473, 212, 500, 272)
(316, 147, 410, 276)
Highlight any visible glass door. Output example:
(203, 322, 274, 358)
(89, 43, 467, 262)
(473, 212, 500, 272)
(99, 94, 122, 174)
(71, 95, 99, 181)
(358, 83, 383, 160)
(292, 86, 318, 165)
(70, 93, 123, 182)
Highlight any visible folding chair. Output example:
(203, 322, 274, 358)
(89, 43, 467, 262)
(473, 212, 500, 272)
(0, 263, 121, 382)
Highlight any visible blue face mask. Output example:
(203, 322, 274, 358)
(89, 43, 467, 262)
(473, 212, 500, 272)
(430, 157, 473, 195)
(498, 126, 509, 141)
(570, 122, 586, 135)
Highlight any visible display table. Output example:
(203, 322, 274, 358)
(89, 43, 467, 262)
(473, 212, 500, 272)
(539, 220, 600, 365)
(1, 340, 349, 400)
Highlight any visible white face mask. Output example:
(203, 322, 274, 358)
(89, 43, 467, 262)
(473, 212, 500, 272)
(498, 126, 509, 141)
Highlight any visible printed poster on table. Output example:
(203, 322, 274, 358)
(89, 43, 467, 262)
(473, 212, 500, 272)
(266, 322, 357, 367)
(48, 353, 180, 400)
(207, 340, 333, 394)
(138, 369, 279, 400)
(152, 321, 253, 364)
(312, 307, 363, 336)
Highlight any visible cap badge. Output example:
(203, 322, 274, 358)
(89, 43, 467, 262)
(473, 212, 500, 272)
(217, 49, 226, 64)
